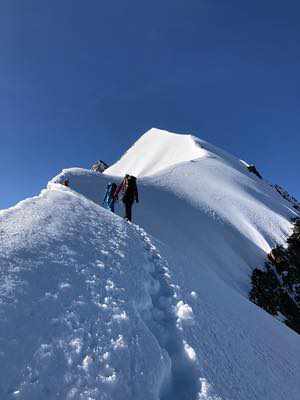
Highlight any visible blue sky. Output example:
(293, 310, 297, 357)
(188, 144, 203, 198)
(1, 0, 299, 209)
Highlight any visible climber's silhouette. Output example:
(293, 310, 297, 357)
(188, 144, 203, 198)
(115, 175, 139, 222)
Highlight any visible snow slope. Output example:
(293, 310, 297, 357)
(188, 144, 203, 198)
(0, 184, 184, 399)
(105, 128, 206, 177)
(1, 128, 299, 400)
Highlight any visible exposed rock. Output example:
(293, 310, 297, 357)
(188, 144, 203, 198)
(250, 219, 300, 334)
(273, 184, 300, 211)
(91, 160, 109, 173)
(246, 164, 263, 179)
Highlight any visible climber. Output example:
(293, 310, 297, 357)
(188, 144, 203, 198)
(62, 179, 69, 187)
(103, 182, 118, 213)
(115, 175, 139, 222)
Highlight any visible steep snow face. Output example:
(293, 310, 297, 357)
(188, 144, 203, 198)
(104, 128, 256, 179)
(105, 128, 207, 177)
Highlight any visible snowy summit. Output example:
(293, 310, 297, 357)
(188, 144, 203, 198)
(0, 128, 299, 400)
(105, 128, 207, 177)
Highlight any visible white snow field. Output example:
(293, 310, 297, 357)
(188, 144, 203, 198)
(1, 128, 299, 400)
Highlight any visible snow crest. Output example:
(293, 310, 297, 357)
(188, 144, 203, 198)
(105, 128, 207, 177)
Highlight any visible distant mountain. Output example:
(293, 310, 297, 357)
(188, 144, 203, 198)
(1, 128, 299, 400)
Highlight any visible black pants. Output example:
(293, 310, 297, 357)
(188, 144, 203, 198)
(124, 200, 133, 222)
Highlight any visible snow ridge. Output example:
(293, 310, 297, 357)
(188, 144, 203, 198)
(0, 185, 173, 399)
(133, 225, 200, 400)
(2, 128, 300, 400)
(105, 128, 207, 177)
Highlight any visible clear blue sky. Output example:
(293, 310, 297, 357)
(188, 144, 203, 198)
(1, 0, 299, 209)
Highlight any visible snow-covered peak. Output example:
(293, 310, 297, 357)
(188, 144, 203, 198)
(105, 128, 207, 177)
(1, 128, 300, 400)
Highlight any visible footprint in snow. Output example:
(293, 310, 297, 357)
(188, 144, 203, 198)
(96, 260, 105, 269)
(59, 282, 71, 290)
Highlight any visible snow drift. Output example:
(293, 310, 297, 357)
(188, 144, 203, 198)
(1, 128, 299, 400)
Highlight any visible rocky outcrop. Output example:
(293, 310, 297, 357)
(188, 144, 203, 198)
(250, 218, 300, 334)
(273, 184, 300, 211)
(246, 164, 263, 179)
(91, 160, 109, 173)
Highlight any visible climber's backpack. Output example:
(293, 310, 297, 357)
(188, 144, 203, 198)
(123, 176, 137, 202)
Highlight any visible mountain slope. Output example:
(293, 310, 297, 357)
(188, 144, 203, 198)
(0, 184, 185, 399)
(105, 128, 206, 177)
(1, 128, 299, 400)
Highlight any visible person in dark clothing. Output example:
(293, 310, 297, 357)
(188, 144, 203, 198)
(62, 179, 69, 187)
(115, 175, 139, 222)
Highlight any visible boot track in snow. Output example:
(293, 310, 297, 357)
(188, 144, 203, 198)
(132, 224, 200, 400)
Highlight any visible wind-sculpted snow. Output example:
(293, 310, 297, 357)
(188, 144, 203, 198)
(105, 128, 207, 177)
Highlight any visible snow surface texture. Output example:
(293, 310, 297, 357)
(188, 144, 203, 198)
(0, 186, 173, 399)
(1, 128, 300, 400)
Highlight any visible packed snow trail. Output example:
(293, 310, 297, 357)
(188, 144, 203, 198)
(132, 225, 199, 400)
